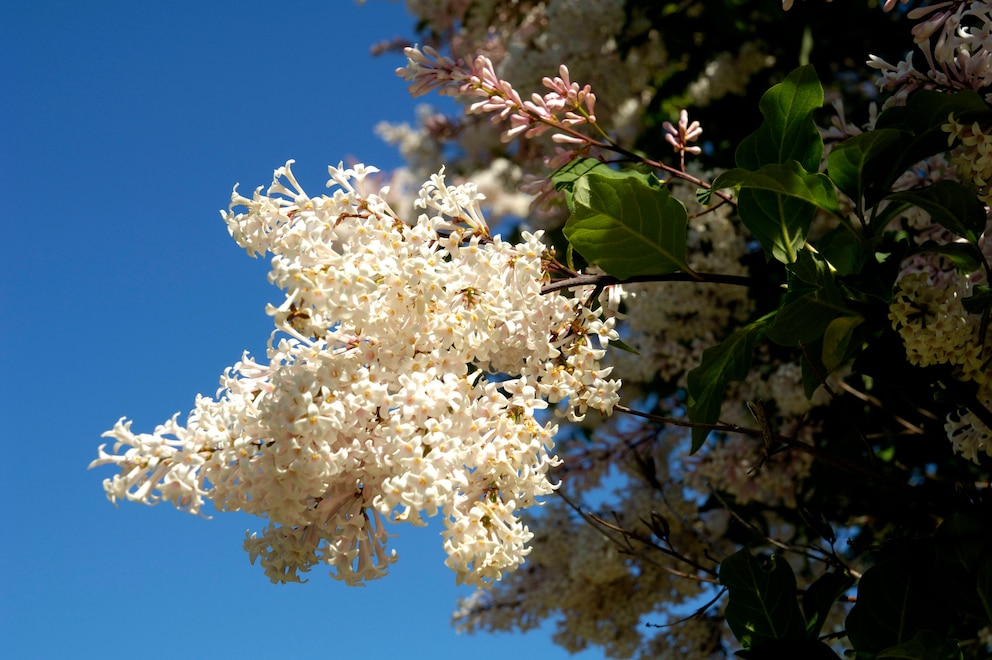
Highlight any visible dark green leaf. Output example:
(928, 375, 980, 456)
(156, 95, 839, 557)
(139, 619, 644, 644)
(876, 631, 963, 660)
(821, 315, 864, 373)
(816, 224, 873, 277)
(964, 285, 992, 315)
(965, 285, 992, 345)
(910, 241, 985, 274)
(714, 161, 843, 217)
(887, 180, 987, 243)
(869, 199, 914, 235)
(933, 515, 990, 574)
(768, 291, 852, 345)
(802, 571, 855, 639)
(827, 128, 907, 211)
(788, 246, 831, 285)
(686, 314, 773, 452)
(767, 251, 854, 346)
(840, 236, 908, 304)
(720, 548, 807, 648)
(737, 189, 815, 264)
(846, 547, 949, 654)
(870, 90, 991, 205)
(564, 173, 690, 278)
(930, 515, 992, 621)
(736, 65, 824, 171)
(736, 638, 841, 659)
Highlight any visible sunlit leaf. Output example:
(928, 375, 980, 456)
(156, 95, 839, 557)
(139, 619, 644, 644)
(564, 173, 690, 278)
(736, 64, 824, 171)
(714, 161, 842, 217)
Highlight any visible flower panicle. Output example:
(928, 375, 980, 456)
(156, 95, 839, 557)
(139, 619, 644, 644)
(397, 46, 599, 150)
(92, 161, 624, 587)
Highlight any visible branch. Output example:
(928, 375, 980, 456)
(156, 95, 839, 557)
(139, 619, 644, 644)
(542, 271, 784, 295)
(614, 404, 914, 493)
(554, 488, 719, 581)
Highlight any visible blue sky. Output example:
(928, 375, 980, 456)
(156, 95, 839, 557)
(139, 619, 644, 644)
(2, 3, 605, 658)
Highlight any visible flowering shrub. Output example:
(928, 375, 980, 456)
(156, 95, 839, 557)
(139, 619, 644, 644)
(92, 1, 992, 658)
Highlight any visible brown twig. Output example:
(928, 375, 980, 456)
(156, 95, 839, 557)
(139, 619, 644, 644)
(614, 404, 913, 493)
(541, 271, 783, 295)
(555, 488, 719, 582)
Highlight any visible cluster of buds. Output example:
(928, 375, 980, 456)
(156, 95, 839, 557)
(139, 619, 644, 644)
(663, 109, 704, 169)
(398, 46, 599, 148)
(869, 1, 992, 105)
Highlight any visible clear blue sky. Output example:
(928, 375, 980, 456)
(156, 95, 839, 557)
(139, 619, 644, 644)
(2, 3, 605, 658)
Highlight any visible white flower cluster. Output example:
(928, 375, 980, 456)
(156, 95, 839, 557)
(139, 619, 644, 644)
(889, 270, 992, 463)
(944, 113, 992, 205)
(90, 162, 621, 585)
(889, 271, 976, 369)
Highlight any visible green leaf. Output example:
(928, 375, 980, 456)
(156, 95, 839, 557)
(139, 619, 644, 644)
(686, 314, 773, 452)
(737, 65, 824, 171)
(869, 199, 915, 235)
(802, 571, 855, 639)
(720, 548, 807, 649)
(821, 315, 864, 373)
(876, 631, 963, 660)
(552, 157, 660, 192)
(563, 173, 690, 278)
(964, 285, 992, 315)
(608, 337, 640, 355)
(816, 224, 873, 277)
(737, 189, 814, 264)
(964, 285, 992, 345)
(696, 186, 714, 206)
(871, 90, 991, 204)
(933, 515, 991, 574)
(768, 290, 851, 345)
(930, 515, 992, 622)
(910, 241, 986, 274)
(736, 639, 841, 659)
(887, 180, 988, 243)
(727, 65, 825, 265)
(713, 161, 843, 217)
(846, 546, 949, 654)
(788, 247, 831, 285)
(827, 128, 907, 212)
(767, 250, 854, 346)
(715, 160, 845, 264)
